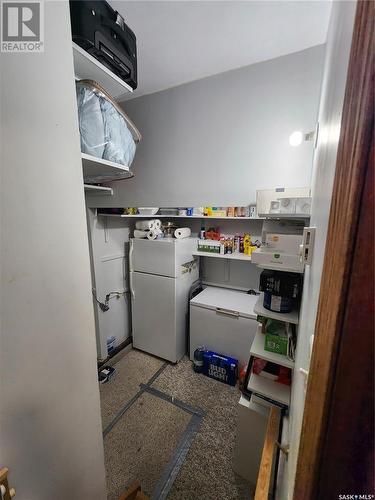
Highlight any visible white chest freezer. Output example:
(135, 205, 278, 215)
(189, 287, 258, 368)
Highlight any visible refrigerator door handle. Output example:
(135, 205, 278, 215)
(215, 307, 239, 318)
(129, 240, 135, 299)
(129, 239, 134, 272)
(130, 272, 135, 299)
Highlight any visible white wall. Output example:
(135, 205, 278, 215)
(89, 45, 325, 208)
(0, 2, 106, 498)
(283, 2, 357, 499)
(87, 210, 132, 360)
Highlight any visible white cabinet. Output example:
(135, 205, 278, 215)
(189, 287, 258, 367)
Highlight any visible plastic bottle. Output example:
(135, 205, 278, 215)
(227, 237, 233, 254)
(200, 226, 205, 239)
(193, 346, 205, 373)
(235, 234, 240, 253)
(240, 236, 244, 253)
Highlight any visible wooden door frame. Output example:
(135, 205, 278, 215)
(293, 1, 374, 498)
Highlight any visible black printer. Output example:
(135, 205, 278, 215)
(70, 0, 137, 89)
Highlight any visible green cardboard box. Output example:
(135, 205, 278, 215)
(264, 332, 288, 356)
(197, 239, 221, 253)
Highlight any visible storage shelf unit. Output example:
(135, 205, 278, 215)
(72, 42, 133, 99)
(248, 372, 291, 407)
(243, 200, 305, 412)
(250, 330, 294, 369)
(84, 184, 113, 195)
(97, 213, 262, 220)
(192, 251, 252, 262)
(82, 153, 133, 183)
(254, 293, 299, 325)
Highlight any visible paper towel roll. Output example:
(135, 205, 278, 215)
(150, 219, 162, 230)
(174, 227, 191, 239)
(135, 219, 162, 230)
(134, 229, 148, 239)
(147, 228, 163, 240)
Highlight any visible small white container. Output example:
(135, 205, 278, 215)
(137, 207, 159, 215)
(249, 205, 257, 218)
(269, 200, 281, 214)
(277, 198, 296, 214)
(295, 197, 312, 214)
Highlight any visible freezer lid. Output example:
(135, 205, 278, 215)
(190, 286, 258, 319)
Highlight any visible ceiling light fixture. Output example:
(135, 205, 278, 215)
(289, 130, 316, 147)
(289, 131, 303, 147)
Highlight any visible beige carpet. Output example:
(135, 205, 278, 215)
(101, 350, 253, 500)
(100, 349, 165, 430)
(151, 357, 253, 500)
(104, 391, 191, 500)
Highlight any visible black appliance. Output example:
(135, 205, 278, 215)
(70, 0, 137, 89)
(259, 270, 302, 313)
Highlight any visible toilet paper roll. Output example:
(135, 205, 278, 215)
(174, 227, 191, 239)
(135, 220, 154, 230)
(147, 228, 163, 240)
(134, 229, 148, 239)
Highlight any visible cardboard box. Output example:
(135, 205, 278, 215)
(264, 333, 288, 356)
(203, 351, 238, 386)
(197, 239, 221, 253)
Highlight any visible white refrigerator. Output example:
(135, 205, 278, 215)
(129, 237, 199, 362)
